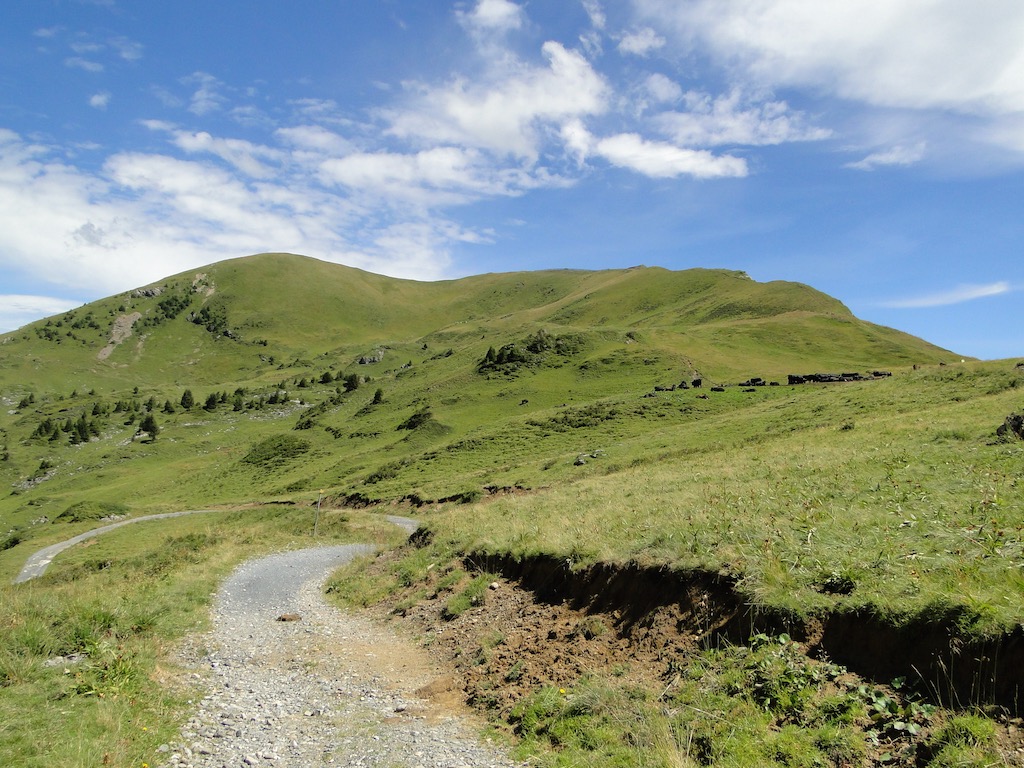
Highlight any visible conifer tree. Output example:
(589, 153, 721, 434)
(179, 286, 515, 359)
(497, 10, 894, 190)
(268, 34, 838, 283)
(138, 413, 159, 441)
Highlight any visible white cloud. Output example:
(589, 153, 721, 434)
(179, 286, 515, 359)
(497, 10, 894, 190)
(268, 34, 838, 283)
(882, 282, 1012, 309)
(582, 0, 606, 30)
(655, 89, 831, 147)
(150, 126, 283, 179)
(89, 92, 111, 109)
(276, 125, 353, 155)
(635, 1, 1024, 116)
(846, 142, 927, 171)
(65, 57, 104, 73)
(319, 146, 530, 206)
(643, 74, 682, 105)
(110, 37, 143, 62)
(0, 125, 468, 301)
(0, 296, 83, 334)
(71, 42, 103, 55)
(618, 28, 665, 57)
(185, 72, 227, 115)
(595, 133, 747, 178)
(562, 121, 746, 179)
(385, 41, 609, 160)
(457, 0, 524, 34)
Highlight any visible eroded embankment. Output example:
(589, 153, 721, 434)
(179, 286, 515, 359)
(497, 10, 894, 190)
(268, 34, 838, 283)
(467, 551, 1024, 714)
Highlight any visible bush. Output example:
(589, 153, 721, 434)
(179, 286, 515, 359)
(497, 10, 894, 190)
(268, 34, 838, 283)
(56, 501, 129, 523)
(240, 435, 311, 467)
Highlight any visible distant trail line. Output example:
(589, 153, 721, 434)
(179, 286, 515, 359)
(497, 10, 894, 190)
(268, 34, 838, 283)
(13, 509, 217, 584)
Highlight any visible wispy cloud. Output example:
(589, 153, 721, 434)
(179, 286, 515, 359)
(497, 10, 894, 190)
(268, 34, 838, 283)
(456, 0, 524, 35)
(0, 296, 83, 334)
(383, 40, 608, 161)
(654, 89, 831, 147)
(185, 71, 228, 115)
(65, 57, 104, 73)
(846, 142, 927, 171)
(636, 1, 1024, 163)
(618, 28, 665, 57)
(881, 282, 1012, 309)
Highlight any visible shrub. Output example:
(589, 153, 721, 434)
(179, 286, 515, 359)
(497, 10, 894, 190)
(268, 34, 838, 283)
(240, 435, 311, 467)
(56, 501, 129, 523)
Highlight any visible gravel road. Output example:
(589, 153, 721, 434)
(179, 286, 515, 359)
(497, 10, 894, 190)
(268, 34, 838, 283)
(158, 539, 524, 768)
(13, 509, 216, 583)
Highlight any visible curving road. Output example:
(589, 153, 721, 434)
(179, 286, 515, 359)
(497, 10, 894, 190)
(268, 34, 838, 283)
(12, 511, 420, 584)
(13, 509, 217, 584)
(14, 512, 519, 765)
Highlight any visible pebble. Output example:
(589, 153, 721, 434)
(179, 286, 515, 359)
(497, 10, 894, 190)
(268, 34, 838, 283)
(157, 545, 523, 768)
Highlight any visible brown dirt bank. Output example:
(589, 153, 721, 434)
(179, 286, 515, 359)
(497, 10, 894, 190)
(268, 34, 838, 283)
(364, 536, 1024, 719)
(472, 551, 1024, 714)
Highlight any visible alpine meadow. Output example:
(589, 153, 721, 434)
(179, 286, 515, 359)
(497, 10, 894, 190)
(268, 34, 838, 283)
(1, 252, 1022, 767)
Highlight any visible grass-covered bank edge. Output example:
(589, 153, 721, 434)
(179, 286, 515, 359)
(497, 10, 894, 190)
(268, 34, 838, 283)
(0, 505, 405, 768)
(326, 533, 1018, 768)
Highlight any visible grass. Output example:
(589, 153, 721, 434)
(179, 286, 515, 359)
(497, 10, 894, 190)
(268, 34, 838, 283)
(414, 365, 1024, 635)
(0, 254, 1018, 765)
(0, 505, 404, 768)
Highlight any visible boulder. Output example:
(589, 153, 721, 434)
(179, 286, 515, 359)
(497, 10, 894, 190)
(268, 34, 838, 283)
(996, 414, 1024, 440)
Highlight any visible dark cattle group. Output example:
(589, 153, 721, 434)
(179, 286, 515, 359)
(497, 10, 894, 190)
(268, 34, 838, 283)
(787, 371, 891, 385)
(645, 370, 894, 399)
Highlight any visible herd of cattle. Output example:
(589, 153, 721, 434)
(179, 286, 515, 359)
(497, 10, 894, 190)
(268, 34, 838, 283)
(650, 370, 893, 396)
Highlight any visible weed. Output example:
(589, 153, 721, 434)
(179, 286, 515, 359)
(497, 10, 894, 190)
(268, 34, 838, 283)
(442, 573, 496, 620)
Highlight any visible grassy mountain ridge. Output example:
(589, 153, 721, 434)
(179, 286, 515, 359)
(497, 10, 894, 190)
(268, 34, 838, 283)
(0, 252, 961, 528)
(0, 253, 950, 394)
(2, 253, 1023, 767)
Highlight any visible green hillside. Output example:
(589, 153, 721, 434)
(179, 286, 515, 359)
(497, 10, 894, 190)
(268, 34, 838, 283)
(2, 253, 1021, 768)
(0, 253, 957, 523)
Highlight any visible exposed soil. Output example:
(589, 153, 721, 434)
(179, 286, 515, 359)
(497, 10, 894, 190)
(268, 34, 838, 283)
(98, 311, 142, 360)
(358, 540, 1024, 765)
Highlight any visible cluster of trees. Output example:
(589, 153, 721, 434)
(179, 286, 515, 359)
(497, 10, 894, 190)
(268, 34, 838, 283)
(478, 329, 585, 373)
(32, 312, 102, 344)
(292, 371, 361, 392)
(31, 414, 101, 445)
(179, 387, 292, 414)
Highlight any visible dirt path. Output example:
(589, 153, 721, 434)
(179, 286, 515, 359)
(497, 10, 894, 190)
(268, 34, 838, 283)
(161, 543, 522, 767)
(16, 513, 519, 764)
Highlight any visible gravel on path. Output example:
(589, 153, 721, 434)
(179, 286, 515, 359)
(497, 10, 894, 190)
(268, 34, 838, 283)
(158, 543, 524, 768)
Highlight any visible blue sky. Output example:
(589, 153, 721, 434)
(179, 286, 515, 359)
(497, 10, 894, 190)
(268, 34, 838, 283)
(1, 1, 1022, 359)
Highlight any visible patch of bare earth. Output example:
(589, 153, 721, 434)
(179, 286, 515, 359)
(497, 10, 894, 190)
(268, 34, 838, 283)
(98, 311, 142, 360)
(358, 546, 1024, 766)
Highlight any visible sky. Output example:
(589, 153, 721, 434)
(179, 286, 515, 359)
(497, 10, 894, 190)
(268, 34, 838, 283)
(1, 1, 1022, 360)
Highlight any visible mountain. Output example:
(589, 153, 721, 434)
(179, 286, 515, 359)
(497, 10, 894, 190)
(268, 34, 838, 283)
(0, 251, 957, 519)
(0, 253, 952, 395)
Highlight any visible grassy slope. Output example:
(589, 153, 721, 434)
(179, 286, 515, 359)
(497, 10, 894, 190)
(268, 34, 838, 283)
(0, 253, 1020, 767)
(0, 253, 980, 584)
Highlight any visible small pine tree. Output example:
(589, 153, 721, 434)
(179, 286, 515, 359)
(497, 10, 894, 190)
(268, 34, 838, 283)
(343, 373, 360, 392)
(180, 389, 195, 409)
(204, 393, 219, 411)
(162, 400, 175, 414)
(372, 388, 384, 405)
(138, 413, 159, 441)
